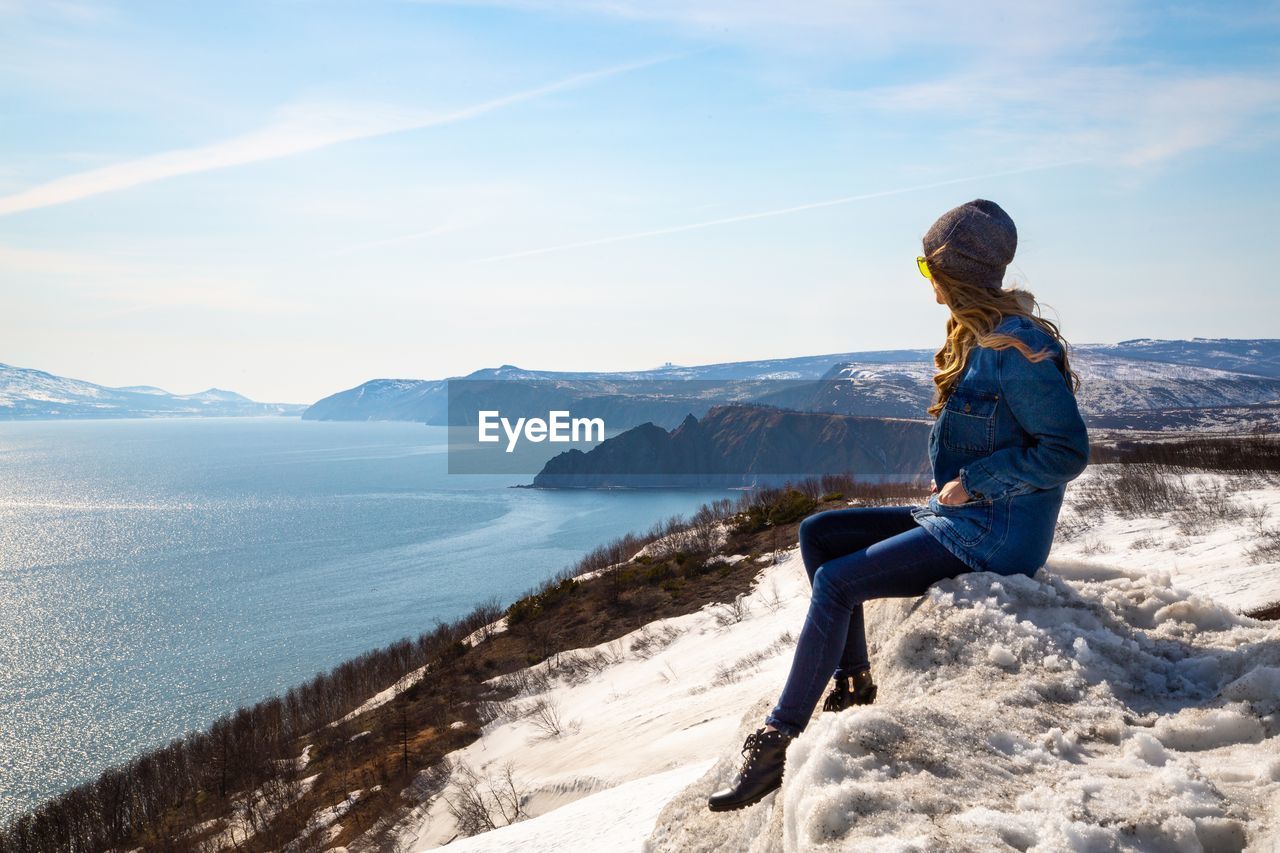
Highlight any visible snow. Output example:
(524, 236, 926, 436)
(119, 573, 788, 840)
(332, 665, 429, 726)
(293, 786, 380, 850)
(820, 354, 1280, 419)
(463, 617, 508, 647)
(630, 520, 731, 563)
(433, 762, 713, 853)
(646, 562, 1280, 852)
(0, 361, 292, 417)
(1052, 467, 1280, 613)
(398, 543, 818, 851)
(391, 478, 1280, 852)
(194, 773, 320, 851)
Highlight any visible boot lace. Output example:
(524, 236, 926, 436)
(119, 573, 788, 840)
(738, 729, 778, 773)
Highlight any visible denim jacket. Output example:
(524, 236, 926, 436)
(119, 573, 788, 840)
(910, 314, 1090, 576)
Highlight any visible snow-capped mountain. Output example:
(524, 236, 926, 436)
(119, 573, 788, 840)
(300, 351, 941, 423)
(302, 338, 1280, 431)
(1073, 351, 1280, 415)
(803, 352, 1280, 420)
(1084, 337, 1280, 378)
(0, 363, 305, 419)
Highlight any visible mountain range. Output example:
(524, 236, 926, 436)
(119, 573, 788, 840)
(0, 363, 305, 420)
(9, 337, 1279, 427)
(304, 338, 1280, 433)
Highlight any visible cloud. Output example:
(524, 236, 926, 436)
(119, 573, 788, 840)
(474, 159, 1087, 262)
(813, 65, 1280, 167)
(407, 0, 1119, 59)
(411, 1, 1280, 170)
(0, 53, 678, 217)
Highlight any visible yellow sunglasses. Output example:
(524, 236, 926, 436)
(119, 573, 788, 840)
(916, 255, 932, 280)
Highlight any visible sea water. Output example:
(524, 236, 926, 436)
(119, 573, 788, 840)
(0, 417, 730, 820)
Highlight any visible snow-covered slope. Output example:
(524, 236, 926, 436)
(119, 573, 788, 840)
(397, 551, 815, 851)
(1051, 468, 1280, 613)
(0, 362, 304, 418)
(391, 477, 1280, 852)
(418, 763, 714, 853)
(649, 562, 1279, 852)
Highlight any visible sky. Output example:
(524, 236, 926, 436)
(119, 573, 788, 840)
(2, 1, 1279, 404)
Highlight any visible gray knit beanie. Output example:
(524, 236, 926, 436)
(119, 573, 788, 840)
(921, 199, 1017, 289)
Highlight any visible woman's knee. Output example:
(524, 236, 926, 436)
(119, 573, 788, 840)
(799, 509, 845, 553)
(798, 511, 827, 547)
(811, 563, 850, 609)
(798, 512, 828, 577)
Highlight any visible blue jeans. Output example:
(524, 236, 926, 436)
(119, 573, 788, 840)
(764, 506, 971, 737)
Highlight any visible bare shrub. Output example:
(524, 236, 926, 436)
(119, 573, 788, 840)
(1243, 503, 1270, 536)
(464, 595, 505, 644)
(811, 474, 931, 506)
(711, 663, 736, 687)
(548, 646, 623, 686)
(1171, 482, 1244, 535)
(759, 578, 785, 614)
(525, 698, 574, 739)
(684, 504, 728, 554)
(1081, 537, 1111, 556)
(476, 700, 518, 726)
(443, 761, 526, 837)
(1075, 464, 1195, 518)
(712, 594, 752, 628)
(1055, 511, 1090, 542)
(629, 623, 682, 659)
(1248, 529, 1280, 565)
(641, 514, 695, 562)
(1090, 429, 1280, 474)
(709, 631, 795, 686)
(493, 666, 553, 699)
(1171, 508, 1208, 537)
(573, 531, 653, 578)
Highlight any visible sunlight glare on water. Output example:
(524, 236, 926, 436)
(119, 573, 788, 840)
(0, 417, 728, 820)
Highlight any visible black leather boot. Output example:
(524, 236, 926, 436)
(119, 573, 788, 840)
(821, 668, 877, 713)
(707, 727, 794, 812)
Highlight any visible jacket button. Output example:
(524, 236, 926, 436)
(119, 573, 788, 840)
(963, 402, 972, 412)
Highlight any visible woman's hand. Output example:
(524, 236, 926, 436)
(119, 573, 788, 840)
(936, 478, 970, 506)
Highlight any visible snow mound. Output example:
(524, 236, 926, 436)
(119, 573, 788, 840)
(646, 559, 1280, 852)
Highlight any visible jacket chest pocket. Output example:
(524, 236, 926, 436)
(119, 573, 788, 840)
(940, 387, 999, 454)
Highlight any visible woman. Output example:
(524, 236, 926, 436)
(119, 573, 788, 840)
(707, 198, 1090, 812)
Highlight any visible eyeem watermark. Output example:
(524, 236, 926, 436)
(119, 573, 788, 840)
(478, 410, 605, 453)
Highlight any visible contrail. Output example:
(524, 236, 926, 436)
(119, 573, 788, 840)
(473, 159, 1091, 263)
(0, 53, 682, 217)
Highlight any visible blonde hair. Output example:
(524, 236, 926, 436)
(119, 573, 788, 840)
(925, 254, 1081, 418)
